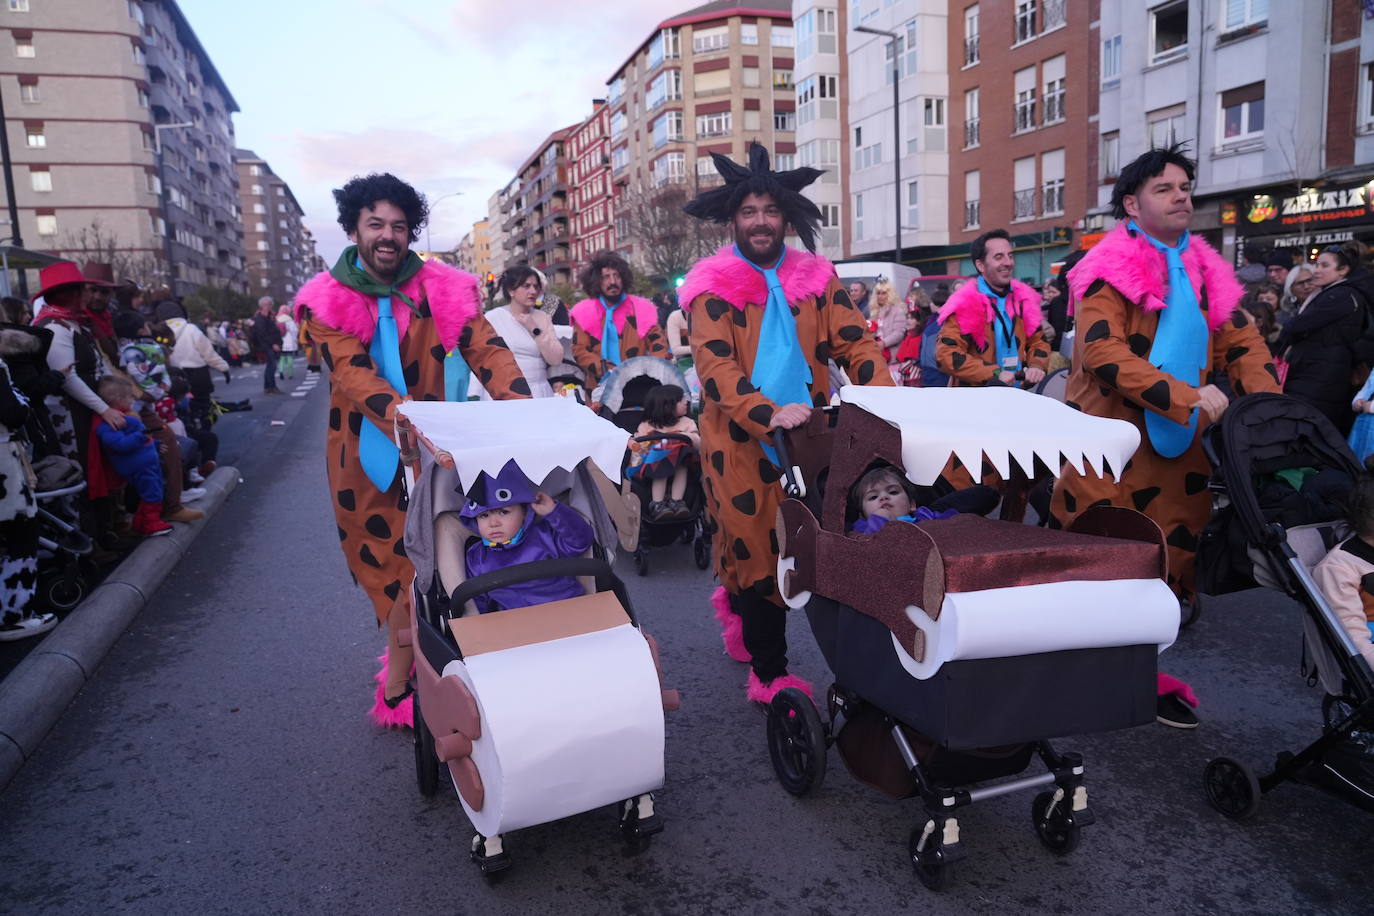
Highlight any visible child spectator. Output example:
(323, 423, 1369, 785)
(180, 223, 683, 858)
(627, 383, 699, 521)
(847, 465, 999, 535)
(892, 310, 924, 387)
(1312, 473, 1374, 670)
(460, 459, 595, 614)
(93, 377, 172, 538)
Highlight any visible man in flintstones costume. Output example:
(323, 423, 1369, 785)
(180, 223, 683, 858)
(296, 173, 529, 727)
(1049, 144, 1280, 728)
(679, 143, 892, 703)
(569, 250, 670, 393)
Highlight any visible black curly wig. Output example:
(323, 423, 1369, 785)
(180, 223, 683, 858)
(683, 142, 824, 251)
(579, 250, 634, 300)
(333, 173, 428, 243)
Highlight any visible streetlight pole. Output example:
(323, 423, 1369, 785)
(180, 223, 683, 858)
(855, 24, 901, 266)
(1, 77, 29, 296)
(425, 191, 464, 254)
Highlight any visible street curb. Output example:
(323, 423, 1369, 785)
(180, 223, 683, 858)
(0, 466, 241, 792)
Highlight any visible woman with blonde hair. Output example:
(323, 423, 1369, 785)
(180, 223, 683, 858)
(868, 278, 905, 362)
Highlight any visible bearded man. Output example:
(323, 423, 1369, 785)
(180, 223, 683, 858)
(569, 251, 669, 392)
(296, 173, 529, 726)
(679, 143, 891, 704)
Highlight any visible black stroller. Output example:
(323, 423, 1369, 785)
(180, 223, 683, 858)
(599, 357, 711, 575)
(1197, 393, 1374, 817)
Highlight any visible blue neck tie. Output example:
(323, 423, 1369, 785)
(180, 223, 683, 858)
(977, 275, 1020, 373)
(1129, 221, 1208, 458)
(358, 290, 408, 492)
(735, 245, 813, 464)
(600, 295, 624, 366)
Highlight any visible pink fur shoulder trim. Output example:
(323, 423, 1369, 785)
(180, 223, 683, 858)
(1068, 225, 1241, 331)
(569, 295, 660, 339)
(935, 279, 1043, 349)
(293, 260, 481, 352)
(679, 246, 835, 310)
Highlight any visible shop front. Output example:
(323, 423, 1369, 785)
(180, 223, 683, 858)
(1233, 176, 1374, 267)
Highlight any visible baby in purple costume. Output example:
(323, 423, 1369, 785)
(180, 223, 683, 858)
(460, 459, 595, 614)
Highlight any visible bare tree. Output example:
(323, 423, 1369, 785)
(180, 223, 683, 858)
(56, 219, 169, 289)
(617, 180, 729, 285)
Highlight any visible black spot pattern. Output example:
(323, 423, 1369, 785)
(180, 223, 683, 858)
(837, 324, 864, 342)
(1141, 380, 1171, 411)
(747, 404, 774, 428)
(731, 490, 757, 515)
(710, 450, 725, 475)
(382, 580, 401, 600)
(1131, 487, 1161, 511)
(478, 366, 493, 385)
(736, 377, 757, 396)
(364, 514, 392, 539)
(833, 289, 854, 310)
(704, 378, 722, 402)
(856, 361, 876, 384)
(365, 393, 393, 417)
(815, 341, 832, 363)
(430, 344, 447, 362)
(1225, 345, 1249, 363)
(403, 360, 420, 386)
(1165, 525, 1199, 551)
(459, 325, 473, 349)
(950, 352, 967, 369)
(348, 411, 363, 435)
(705, 298, 730, 321)
(320, 343, 335, 370)
(704, 339, 732, 358)
(337, 489, 356, 511)
(486, 335, 507, 349)
(1094, 363, 1120, 388)
(393, 538, 407, 557)
(1062, 489, 1077, 513)
(1231, 310, 1250, 328)
(1264, 362, 1281, 385)
(337, 526, 348, 542)
(359, 545, 381, 568)
(349, 353, 374, 369)
(1127, 334, 1152, 356)
(732, 538, 751, 561)
(769, 528, 779, 555)
(1084, 320, 1111, 343)
(509, 376, 532, 397)
(759, 459, 782, 483)
(328, 407, 341, 431)
(732, 308, 749, 328)
(728, 421, 750, 443)
(1184, 472, 1210, 495)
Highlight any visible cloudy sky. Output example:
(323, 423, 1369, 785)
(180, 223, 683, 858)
(181, 0, 691, 263)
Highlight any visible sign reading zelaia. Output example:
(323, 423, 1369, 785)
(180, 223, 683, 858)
(1245, 179, 1374, 229)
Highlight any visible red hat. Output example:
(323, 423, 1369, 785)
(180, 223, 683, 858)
(82, 262, 117, 286)
(32, 261, 89, 303)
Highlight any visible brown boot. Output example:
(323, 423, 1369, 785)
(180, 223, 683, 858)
(163, 505, 204, 523)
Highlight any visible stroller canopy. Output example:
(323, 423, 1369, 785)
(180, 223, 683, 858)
(597, 357, 689, 415)
(839, 385, 1140, 486)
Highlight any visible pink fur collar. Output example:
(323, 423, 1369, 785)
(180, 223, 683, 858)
(1067, 225, 1241, 331)
(293, 260, 480, 352)
(568, 295, 661, 339)
(679, 246, 835, 310)
(935, 278, 1043, 349)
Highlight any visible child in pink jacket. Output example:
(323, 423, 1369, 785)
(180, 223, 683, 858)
(1312, 475, 1374, 670)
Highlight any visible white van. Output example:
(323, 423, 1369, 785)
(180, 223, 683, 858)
(834, 261, 921, 303)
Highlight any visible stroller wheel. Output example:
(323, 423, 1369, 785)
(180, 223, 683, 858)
(1322, 694, 1360, 733)
(692, 535, 711, 571)
(412, 693, 440, 798)
(1203, 756, 1261, 820)
(1179, 595, 1203, 629)
(766, 687, 827, 796)
(908, 818, 962, 892)
(42, 570, 88, 613)
(633, 546, 649, 577)
(1030, 790, 1082, 855)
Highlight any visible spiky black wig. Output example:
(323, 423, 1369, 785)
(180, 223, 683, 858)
(682, 142, 825, 252)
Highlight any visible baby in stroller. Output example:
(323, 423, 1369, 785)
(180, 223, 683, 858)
(1312, 472, 1374, 669)
(626, 383, 699, 521)
(847, 465, 999, 534)
(459, 459, 595, 614)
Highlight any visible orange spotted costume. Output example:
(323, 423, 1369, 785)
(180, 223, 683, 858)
(1049, 224, 1280, 602)
(296, 251, 528, 725)
(934, 279, 1050, 387)
(569, 296, 669, 391)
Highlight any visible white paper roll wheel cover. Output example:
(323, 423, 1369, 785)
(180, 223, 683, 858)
(777, 555, 811, 610)
(428, 674, 485, 811)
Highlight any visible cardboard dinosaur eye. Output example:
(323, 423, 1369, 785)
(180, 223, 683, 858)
(495, 488, 513, 502)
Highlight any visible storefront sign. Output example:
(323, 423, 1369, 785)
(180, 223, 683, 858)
(1243, 178, 1374, 231)
(1267, 230, 1355, 249)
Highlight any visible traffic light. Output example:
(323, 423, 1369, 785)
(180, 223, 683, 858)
(674, 275, 685, 288)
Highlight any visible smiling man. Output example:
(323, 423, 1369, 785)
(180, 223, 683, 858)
(569, 250, 669, 392)
(296, 172, 529, 727)
(935, 229, 1050, 388)
(1049, 144, 1280, 728)
(679, 143, 891, 705)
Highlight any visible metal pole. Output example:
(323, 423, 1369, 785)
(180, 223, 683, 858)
(892, 41, 901, 266)
(0, 77, 29, 296)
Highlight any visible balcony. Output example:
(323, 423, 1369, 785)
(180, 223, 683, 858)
(1042, 182, 1064, 216)
(963, 199, 980, 230)
(1012, 189, 1037, 222)
(963, 118, 980, 148)
(1014, 100, 1037, 134)
(1044, 88, 1065, 124)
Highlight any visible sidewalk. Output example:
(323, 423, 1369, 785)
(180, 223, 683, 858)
(0, 466, 241, 790)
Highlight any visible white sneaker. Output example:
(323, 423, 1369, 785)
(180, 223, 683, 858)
(182, 487, 208, 502)
(0, 612, 59, 642)
(187, 469, 206, 485)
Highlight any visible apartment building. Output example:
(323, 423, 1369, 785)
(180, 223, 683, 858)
(845, 0, 950, 264)
(792, 0, 849, 259)
(942, 0, 1085, 281)
(487, 185, 512, 272)
(502, 126, 577, 287)
(605, 0, 796, 262)
(1092, 0, 1369, 266)
(2, 0, 245, 294)
(568, 101, 613, 267)
(235, 149, 316, 304)
(470, 217, 496, 279)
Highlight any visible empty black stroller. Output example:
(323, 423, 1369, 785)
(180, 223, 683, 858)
(1198, 393, 1374, 817)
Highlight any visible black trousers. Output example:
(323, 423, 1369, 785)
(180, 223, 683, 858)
(732, 586, 789, 682)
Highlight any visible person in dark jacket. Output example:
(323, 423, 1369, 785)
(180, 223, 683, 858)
(0, 299, 64, 457)
(1278, 246, 1367, 433)
(248, 297, 284, 395)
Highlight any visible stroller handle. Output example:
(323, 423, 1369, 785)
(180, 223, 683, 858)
(447, 556, 634, 624)
(770, 429, 807, 500)
(631, 433, 697, 445)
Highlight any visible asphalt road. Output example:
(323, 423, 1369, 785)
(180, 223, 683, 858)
(0, 375, 1370, 914)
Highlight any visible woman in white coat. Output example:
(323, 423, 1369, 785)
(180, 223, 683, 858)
(482, 267, 565, 398)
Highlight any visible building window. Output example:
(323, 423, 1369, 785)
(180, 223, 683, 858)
(137, 87, 149, 107)
(608, 76, 624, 105)
(19, 81, 38, 103)
(1041, 149, 1065, 215)
(820, 204, 840, 228)
(255, 221, 267, 232)
(128, 1, 144, 25)
(649, 27, 680, 68)
(1043, 56, 1066, 123)
(695, 68, 731, 94)
(1151, 1, 1188, 64)
(695, 155, 716, 180)
(1223, 0, 1268, 31)
(257, 241, 269, 251)
(8, 0, 30, 11)
(1146, 104, 1187, 148)
(744, 109, 761, 131)
(964, 4, 980, 66)
(1363, 62, 1374, 130)
(1014, 0, 1037, 44)
(773, 69, 793, 89)
(906, 181, 919, 230)
(131, 42, 144, 65)
(742, 67, 761, 88)
(25, 126, 44, 148)
(774, 110, 795, 131)
(964, 88, 980, 148)
(610, 110, 626, 140)
(1012, 156, 1037, 221)
(36, 214, 56, 236)
(854, 191, 864, 241)
(741, 23, 758, 45)
(1043, 0, 1066, 30)
(772, 25, 794, 48)
(253, 203, 266, 214)
(854, 126, 881, 170)
(693, 26, 728, 54)
(648, 69, 682, 108)
(14, 37, 34, 58)
(30, 169, 50, 192)
(252, 184, 263, 195)
(883, 23, 918, 83)
(1102, 130, 1120, 179)
(651, 110, 683, 147)
(964, 170, 981, 229)
(611, 145, 629, 172)
(1220, 82, 1265, 141)
(1014, 66, 1037, 132)
(249, 164, 261, 176)
(1102, 35, 1121, 85)
(696, 110, 731, 138)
